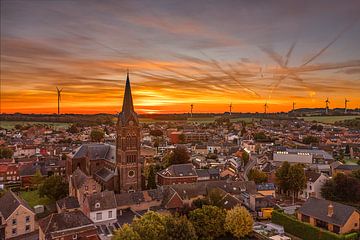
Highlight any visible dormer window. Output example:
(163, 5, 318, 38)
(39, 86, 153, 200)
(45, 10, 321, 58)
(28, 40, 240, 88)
(95, 202, 100, 209)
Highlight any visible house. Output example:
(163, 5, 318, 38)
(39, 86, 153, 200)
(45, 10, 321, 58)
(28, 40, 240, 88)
(273, 148, 334, 164)
(56, 196, 80, 213)
(157, 163, 198, 185)
(69, 168, 101, 206)
(0, 191, 36, 239)
(256, 183, 276, 197)
(38, 210, 99, 240)
(299, 171, 328, 200)
(83, 191, 117, 224)
(0, 164, 20, 183)
(297, 197, 360, 234)
(333, 164, 360, 176)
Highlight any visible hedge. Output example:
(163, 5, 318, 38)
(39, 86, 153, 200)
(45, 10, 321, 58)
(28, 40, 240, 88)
(271, 210, 358, 240)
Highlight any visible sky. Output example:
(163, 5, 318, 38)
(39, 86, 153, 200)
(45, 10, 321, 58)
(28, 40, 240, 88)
(1, 0, 360, 114)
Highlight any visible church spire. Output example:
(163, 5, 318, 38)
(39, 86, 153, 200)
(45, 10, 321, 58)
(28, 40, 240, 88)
(119, 70, 138, 126)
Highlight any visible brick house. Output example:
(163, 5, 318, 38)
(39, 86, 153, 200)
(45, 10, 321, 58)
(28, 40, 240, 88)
(38, 210, 99, 240)
(297, 197, 360, 234)
(83, 191, 117, 224)
(0, 164, 19, 183)
(0, 191, 36, 239)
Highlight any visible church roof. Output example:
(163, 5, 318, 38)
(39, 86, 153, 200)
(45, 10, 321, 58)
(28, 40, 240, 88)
(119, 72, 138, 126)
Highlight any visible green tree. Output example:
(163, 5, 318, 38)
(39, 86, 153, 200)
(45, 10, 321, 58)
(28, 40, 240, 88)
(132, 211, 166, 240)
(38, 175, 68, 200)
(113, 224, 140, 240)
(67, 124, 79, 134)
(351, 169, 360, 180)
(150, 129, 163, 137)
(248, 169, 268, 184)
(225, 206, 253, 239)
(321, 173, 360, 203)
(287, 164, 306, 203)
(30, 169, 44, 187)
(242, 151, 249, 166)
(189, 205, 226, 240)
(166, 146, 190, 167)
(164, 215, 197, 240)
(179, 134, 186, 143)
(275, 161, 291, 192)
(146, 165, 157, 189)
(90, 129, 105, 142)
(0, 147, 13, 159)
(206, 188, 225, 207)
(303, 136, 319, 145)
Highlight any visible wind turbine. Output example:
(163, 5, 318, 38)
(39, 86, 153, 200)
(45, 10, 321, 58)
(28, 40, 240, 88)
(56, 87, 63, 115)
(190, 104, 194, 117)
(264, 102, 268, 114)
(292, 102, 296, 112)
(229, 103, 232, 115)
(345, 98, 350, 114)
(325, 97, 330, 115)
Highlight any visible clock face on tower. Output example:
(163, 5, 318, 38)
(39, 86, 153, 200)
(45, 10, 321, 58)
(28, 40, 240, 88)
(129, 120, 134, 126)
(128, 170, 135, 177)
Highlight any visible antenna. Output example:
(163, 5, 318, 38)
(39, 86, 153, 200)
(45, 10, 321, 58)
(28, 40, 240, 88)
(292, 102, 296, 111)
(264, 102, 268, 114)
(325, 97, 330, 115)
(190, 104, 194, 117)
(229, 103, 232, 115)
(345, 98, 350, 114)
(56, 87, 63, 115)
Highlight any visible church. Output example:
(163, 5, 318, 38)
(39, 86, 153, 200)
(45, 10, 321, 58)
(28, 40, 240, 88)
(67, 72, 142, 193)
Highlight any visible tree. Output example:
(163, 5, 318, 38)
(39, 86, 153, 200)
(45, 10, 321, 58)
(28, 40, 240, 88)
(150, 129, 163, 137)
(167, 146, 190, 166)
(287, 164, 306, 202)
(189, 205, 226, 240)
(225, 206, 253, 239)
(321, 173, 360, 203)
(351, 169, 360, 180)
(0, 147, 13, 159)
(303, 136, 319, 145)
(113, 224, 141, 240)
(30, 169, 44, 187)
(207, 188, 225, 207)
(90, 129, 105, 142)
(67, 124, 79, 134)
(242, 151, 249, 166)
(38, 175, 68, 200)
(146, 165, 157, 189)
(164, 215, 197, 240)
(179, 134, 186, 143)
(132, 211, 166, 240)
(275, 161, 291, 193)
(61, 153, 67, 160)
(248, 169, 268, 184)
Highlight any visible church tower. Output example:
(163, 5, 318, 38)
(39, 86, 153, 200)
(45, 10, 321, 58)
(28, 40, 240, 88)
(115, 72, 142, 193)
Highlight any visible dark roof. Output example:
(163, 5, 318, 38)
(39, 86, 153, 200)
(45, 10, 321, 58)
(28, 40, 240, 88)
(335, 165, 360, 171)
(158, 163, 197, 178)
(305, 170, 322, 183)
(119, 72, 139, 127)
(196, 169, 210, 178)
(208, 168, 220, 175)
(95, 167, 114, 182)
(72, 144, 115, 162)
(298, 197, 358, 227)
(39, 210, 94, 235)
(19, 162, 46, 176)
(0, 191, 33, 220)
(56, 196, 80, 210)
(87, 191, 117, 211)
(71, 168, 88, 189)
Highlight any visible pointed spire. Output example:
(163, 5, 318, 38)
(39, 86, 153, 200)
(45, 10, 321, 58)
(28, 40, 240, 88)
(122, 70, 134, 113)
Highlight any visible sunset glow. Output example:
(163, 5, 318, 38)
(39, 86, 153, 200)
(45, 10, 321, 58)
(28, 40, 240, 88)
(1, 0, 360, 114)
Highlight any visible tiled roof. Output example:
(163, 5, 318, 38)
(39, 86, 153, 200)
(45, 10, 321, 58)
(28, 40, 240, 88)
(0, 191, 33, 220)
(158, 163, 197, 177)
(56, 196, 80, 210)
(87, 191, 117, 212)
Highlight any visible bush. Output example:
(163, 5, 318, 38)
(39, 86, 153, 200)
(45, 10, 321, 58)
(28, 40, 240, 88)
(271, 210, 358, 240)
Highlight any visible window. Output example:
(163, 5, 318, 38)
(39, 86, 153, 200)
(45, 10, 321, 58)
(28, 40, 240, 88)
(25, 216, 30, 223)
(95, 203, 100, 209)
(93, 184, 97, 190)
(72, 234, 78, 240)
(25, 225, 30, 231)
(85, 185, 88, 191)
(12, 228, 17, 235)
(96, 212, 102, 220)
(12, 219, 17, 225)
(108, 211, 113, 218)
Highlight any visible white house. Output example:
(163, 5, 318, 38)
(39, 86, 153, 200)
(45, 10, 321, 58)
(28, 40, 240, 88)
(299, 170, 329, 200)
(83, 191, 117, 224)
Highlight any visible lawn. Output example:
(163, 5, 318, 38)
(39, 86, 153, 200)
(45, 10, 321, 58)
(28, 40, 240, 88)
(300, 116, 358, 124)
(20, 189, 53, 208)
(0, 121, 70, 130)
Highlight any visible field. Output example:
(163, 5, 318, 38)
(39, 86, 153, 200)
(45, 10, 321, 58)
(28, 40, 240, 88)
(0, 121, 71, 130)
(300, 115, 358, 124)
(139, 116, 256, 124)
(20, 189, 53, 207)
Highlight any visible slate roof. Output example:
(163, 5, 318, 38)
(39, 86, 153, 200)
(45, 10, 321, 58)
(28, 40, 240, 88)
(87, 191, 117, 212)
(56, 196, 80, 210)
(72, 168, 89, 189)
(196, 169, 210, 178)
(298, 197, 359, 227)
(115, 189, 163, 207)
(158, 163, 197, 177)
(95, 167, 114, 182)
(257, 183, 276, 191)
(335, 164, 360, 171)
(305, 170, 322, 183)
(39, 210, 94, 236)
(0, 191, 34, 220)
(19, 162, 47, 176)
(119, 73, 139, 127)
(72, 144, 116, 163)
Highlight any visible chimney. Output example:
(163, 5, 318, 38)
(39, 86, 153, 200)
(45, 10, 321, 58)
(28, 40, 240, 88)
(327, 203, 334, 217)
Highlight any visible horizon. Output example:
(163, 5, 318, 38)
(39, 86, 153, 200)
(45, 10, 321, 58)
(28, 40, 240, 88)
(1, 0, 360, 114)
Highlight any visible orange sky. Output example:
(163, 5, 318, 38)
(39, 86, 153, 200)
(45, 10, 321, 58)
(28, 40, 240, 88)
(1, 1, 360, 114)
